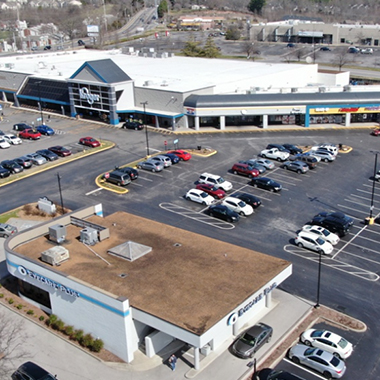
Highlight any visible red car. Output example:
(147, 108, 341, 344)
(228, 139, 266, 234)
(79, 137, 100, 147)
(168, 149, 192, 161)
(48, 146, 72, 157)
(231, 163, 260, 178)
(371, 128, 380, 136)
(19, 129, 41, 140)
(196, 183, 226, 199)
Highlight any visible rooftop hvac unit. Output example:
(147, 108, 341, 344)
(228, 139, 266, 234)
(49, 224, 67, 244)
(319, 87, 326, 93)
(80, 227, 98, 245)
(344, 85, 351, 92)
(41, 246, 69, 266)
(291, 88, 298, 93)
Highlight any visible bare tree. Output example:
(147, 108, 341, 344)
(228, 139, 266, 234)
(334, 47, 350, 71)
(0, 310, 30, 378)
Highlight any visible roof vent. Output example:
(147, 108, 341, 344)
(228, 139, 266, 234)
(108, 241, 152, 262)
(174, 243, 182, 247)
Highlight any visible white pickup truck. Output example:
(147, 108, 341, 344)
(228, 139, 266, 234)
(260, 148, 290, 162)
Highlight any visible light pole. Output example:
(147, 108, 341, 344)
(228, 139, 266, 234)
(369, 151, 378, 223)
(57, 173, 65, 215)
(314, 251, 322, 308)
(141, 101, 150, 157)
(36, 81, 44, 125)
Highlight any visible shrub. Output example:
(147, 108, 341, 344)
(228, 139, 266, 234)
(90, 338, 104, 352)
(64, 325, 74, 336)
(22, 204, 33, 215)
(8, 298, 14, 305)
(39, 316, 45, 321)
(0, 293, 4, 298)
(79, 333, 94, 348)
(0, 283, 2, 288)
(46, 314, 58, 326)
(73, 329, 84, 342)
(52, 319, 65, 331)
(27, 310, 34, 315)
(16, 304, 23, 310)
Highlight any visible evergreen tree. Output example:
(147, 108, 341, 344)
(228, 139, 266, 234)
(157, 0, 168, 18)
(200, 37, 220, 58)
(247, 0, 266, 14)
(182, 37, 203, 57)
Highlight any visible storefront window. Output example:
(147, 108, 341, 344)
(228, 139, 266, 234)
(18, 279, 51, 309)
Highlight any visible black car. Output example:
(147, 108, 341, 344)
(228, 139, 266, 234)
(122, 120, 143, 130)
(258, 368, 306, 380)
(13, 123, 33, 131)
(36, 149, 59, 161)
(0, 165, 11, 178)
(235, 192, 261, 208)
(1, 159, 24, 174)
(311, 211, 354, 237)
(320, 46, 331, 51)
(43, 45, 51, 50)
(11, 361, 57, 380)
(0, 129, 4, 135)
(14, 156, 33, 169)
(282, 144, 303, 155)
(78, 39, 85, 46)
(208, 204, 240, 223)
(163, 153, 180, 164)
(231, 322, 273, 359)
(266, 144, 291, 153)
(250, 177, 282, 192)
(114, 166, 139, 180)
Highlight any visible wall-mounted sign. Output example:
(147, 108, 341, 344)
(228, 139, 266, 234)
(310, 106, 380, 115)
(79, 87, 100, 105)
(17, 265, 80, 298)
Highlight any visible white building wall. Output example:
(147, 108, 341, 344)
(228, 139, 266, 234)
(115, 81, 135, 110)
(317, 71, 349, 87)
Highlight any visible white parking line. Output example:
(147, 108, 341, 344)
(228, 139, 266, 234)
(86, 188, 102, 195)
(272, 171, 304, 180)
(333, 225, 368, 259)
(344, 198, 377, 210)
(339, 246, 380, 265)
(283, 358, 329, 379)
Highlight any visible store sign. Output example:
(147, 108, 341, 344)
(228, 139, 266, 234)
(315, 107, 330, 112)
(79, 87, 100, 105)
(339, 107, 359, 113)
(186, 108, 195, 115)
(227, 283, 277, 325)
(17, 265, 80, 298)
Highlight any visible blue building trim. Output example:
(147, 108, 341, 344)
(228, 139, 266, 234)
(70, 62, 108, 83)
(117, 110, 185, 119)
(16, 95, 70, 106)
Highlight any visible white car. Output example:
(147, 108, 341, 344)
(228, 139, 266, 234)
(0, 137, 11, 149)
(260, 148, 289, 162)
(300, 329, 353, 359)
(310, 149, 336, 162)
(301, 225, 340, 245)
(311, 144, 338, 156)
(3, 133, 22, 145)
(222, 196, 253, 216)
(186, 189, 215, 205)
(295, 231, 333, 255)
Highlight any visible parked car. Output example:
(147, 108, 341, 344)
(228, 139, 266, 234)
(250, 177, 282, 192)
(36, 124, 55, 136)
(167, 150, 192, 161)
(114, 166, 139, 180)
(299, 151, 321, 162)
(376, 170, 380, 181)
(198, 172, 233, 192)
(106, 170, 131, 187)
(163, 153, 180, 164)
(19, 129, 42, 140)
(287, 43, 296, 48)
(320, 46, 331, 51)
(297, 154, 318, 169)
(371, 128, 380, 136)
(282, 144, 303, 155)
(312, 144, 338, 156)
(260, 148, 289, 162)
(295, 231, 333, 255)
(311, 150, 336, 162)
(78, 39, 85, 46)
(14, 156, 33, 169)
(258, 369, 307, 380)
(301, 225, 340, 245)
(311, 211, 354, 237)
(0, 222, 18, 238)
(13, 123, 33, 131)
(196, 183, 226, 199)
(79, 137, 100, 147)
(122, 120, 143, 130)
(24, 153, 47, 165)
(238, 160, 266, 174)
(0, 165, 11, 178)
(288, 344, 346, 379)
(231, 323, 273, 359)
(1, 159, 24, 173)
(222, 196, 254, 216)
(234, 192, 261, 209)
(11, 361, 57, 380)
(36, 149, 59, 161)
(300, 329, 353, 360)
(0, 129, 4, 135)
(253, 158, 275, 170)
(137, 159, 164, 172)
(186, 189, 215, 205)
(48, 146, 72, 157)
(361, 48, 373, 54)
(150, 155, 172, 168)
(0, 136, 11, 148)
(282, 161, 309, 174)
(3, 133, 22, 145)
(208, 204, 240, 223)
(348, 46, 360, 53)
(231, 163, 260, 178)
(266, 143, 291, 153)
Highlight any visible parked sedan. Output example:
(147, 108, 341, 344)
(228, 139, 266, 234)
(150, 155, 172, 168)
(300, 329, 353, 360)
(310, 149, 336, 162)
(231, 323, 273, 359)
(282, 161, 309, 174)
(79, 136, 100, 147)
(282, 144, 303, 155)
(208, 204, 240, 223)
(258, 369, 306, 380)
(48, 146, 72, 157)
(186, 189, 215, 205)
(122, 120, 143, 130)
(36, 124, 55, 135)
(3, 133, 22, 145)
(19, 129, 42, 140)
(196, 183, 226, 199)
(167, 149, 192, 161)
(0, 136, 11, 148)
(301, 225, 340, 245)
(1, 160, 24, 173)
(295, 231, 333, 255)
(234, 193, 261, 208)
(163, 153, 180, 164)
(253, 158, 275, 170)
(24, 153, 47, 165)
(222, 197, 253, 216)
(11, 361, 57, 380)
(0, 223, 18, 238)
(250, 177, 282, 192)
(288, 344, 346, 379)
(14, 156, 33, 169)
(0, 165, 11, 178)
(137, 159, 164, 172)
(36, 149, 59, 161)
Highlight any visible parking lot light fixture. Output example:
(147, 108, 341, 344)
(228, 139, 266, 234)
(314, 251, 322, 309)
(369, 152, 378, 224)
(141, 101, 150, 158)
(36, 81, 44, 125)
